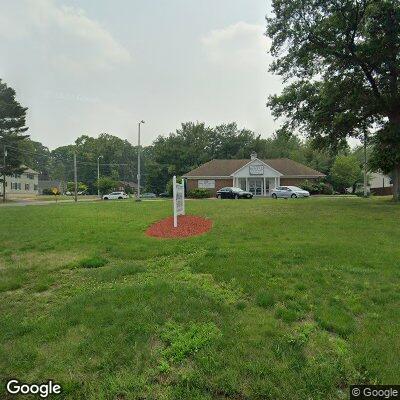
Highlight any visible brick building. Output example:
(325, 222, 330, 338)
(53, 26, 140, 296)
(183, 153, 325, 196)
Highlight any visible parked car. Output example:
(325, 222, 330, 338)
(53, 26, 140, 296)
(102, 191, 129, 200)
(270, 186, 310, 199)
(141, 193, 157, 199)
(159, 192, 170, 198)
(216, 187, 253, 199)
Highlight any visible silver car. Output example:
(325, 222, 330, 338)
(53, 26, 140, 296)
(271, 186, 310, 199)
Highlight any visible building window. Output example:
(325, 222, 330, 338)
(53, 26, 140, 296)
(34, 184, 38, 191)
(26, 173, 34, 180)
(25, 183, 30, 191)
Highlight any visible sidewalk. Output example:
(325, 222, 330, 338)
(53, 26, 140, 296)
(0, 197, 101, 207)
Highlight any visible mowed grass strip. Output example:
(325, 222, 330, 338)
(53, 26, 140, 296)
(0, 197, 399, 399)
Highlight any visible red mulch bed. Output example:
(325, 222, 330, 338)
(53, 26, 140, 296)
(146, 215, 213, 239)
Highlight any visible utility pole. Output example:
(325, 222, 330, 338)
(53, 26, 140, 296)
(136, 120, 145, 202)
(2, 146, 7, 203)
(363, 132, 368, 197)
(74, 152, 78, 203)
(97, 155, 103, 198)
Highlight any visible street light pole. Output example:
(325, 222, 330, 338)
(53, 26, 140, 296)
(136, 120, 145, 201)
(74, 152, 78, 203)
(97, 155, 103, 198)
(2, 146, 7, 203)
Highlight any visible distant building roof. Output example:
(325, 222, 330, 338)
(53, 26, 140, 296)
(119, 181, 142, 189)
(183, 158, 325, 178)
(21, 166, 39, 174)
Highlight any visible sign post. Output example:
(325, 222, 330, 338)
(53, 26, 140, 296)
(173, 176, 185, 227)
(51, 187, 60, 203)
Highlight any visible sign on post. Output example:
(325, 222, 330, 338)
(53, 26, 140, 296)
(173, 176, 185, 227)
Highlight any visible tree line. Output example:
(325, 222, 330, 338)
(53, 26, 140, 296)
(0, 77, 367, 196)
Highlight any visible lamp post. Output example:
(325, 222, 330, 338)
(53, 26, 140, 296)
(2, 146, 7, 203)
(363, 131, 368, 198)
(136, 120, 145, 201)
(97, 155, 103, 198)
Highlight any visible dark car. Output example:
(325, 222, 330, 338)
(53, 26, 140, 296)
(216, 187, 253, 199)
(159, 192, 171, 198)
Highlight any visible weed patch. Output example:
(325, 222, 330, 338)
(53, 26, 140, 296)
(77, 256, 108, 269)
(160, 321, 222, 364)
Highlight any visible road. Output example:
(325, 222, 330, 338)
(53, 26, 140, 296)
(0, 198, 101, 207)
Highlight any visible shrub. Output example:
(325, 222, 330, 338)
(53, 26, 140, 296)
(300, 180, 315, 193)
(355, 190, 371, 197)
(300, 180, 333, 195)
(320, 182, 334, 195)
(188, 188, 212, 198)
(96, 177, 118, 195)
(42, 188, 54, 195)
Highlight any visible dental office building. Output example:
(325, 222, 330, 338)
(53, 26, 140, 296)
(183, 153, 325, 196)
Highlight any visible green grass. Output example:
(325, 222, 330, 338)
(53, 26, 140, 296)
(0, 197, 399, 399)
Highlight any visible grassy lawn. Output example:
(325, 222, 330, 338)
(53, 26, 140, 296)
(1, 197, 399, 399)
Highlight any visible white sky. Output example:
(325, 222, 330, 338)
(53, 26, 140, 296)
(1, 0, 286, 149)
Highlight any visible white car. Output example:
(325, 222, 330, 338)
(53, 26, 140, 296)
(102, 191, 129, 200)
(271, 186, 310, 199)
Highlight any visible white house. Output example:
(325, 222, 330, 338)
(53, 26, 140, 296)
(369, 172, 392, 189)
(0, 167, 39, 198)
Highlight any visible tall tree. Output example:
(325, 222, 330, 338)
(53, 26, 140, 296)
(267, 0, 400, 200)
(20, 139, 52, 178)
(146, 122, 263, 192)
(50, 133, 141, 194)
(0, 79, 29, 201)
(212, 123, 259, 159)
(331, 155, 362, 193)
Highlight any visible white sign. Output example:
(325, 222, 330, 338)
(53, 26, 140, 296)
(198, 180, 215, 189)
(249, 165, 264, 175)
(173, 176, 185, 227)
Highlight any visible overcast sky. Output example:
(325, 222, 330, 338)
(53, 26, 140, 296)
(0, 0, 284, 149)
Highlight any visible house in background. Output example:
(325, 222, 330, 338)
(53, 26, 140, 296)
(118, 181, 141, 194)
(369, 172, 393, 196)
(0, 167, 39, 198)
(183, 153, 325, 196)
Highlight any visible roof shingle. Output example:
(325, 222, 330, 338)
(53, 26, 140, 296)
(183, 158, 325, 178)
